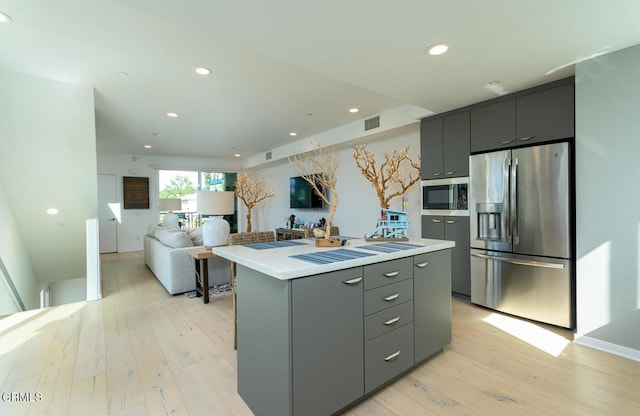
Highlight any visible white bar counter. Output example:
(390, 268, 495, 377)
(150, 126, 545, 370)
(212, 237, 455, 280)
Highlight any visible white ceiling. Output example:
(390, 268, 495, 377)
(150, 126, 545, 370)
(2, 1, 640, 160)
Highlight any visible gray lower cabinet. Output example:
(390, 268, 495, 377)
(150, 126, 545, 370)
(414, 250, 452, 363)
(421, 215, 470, 296)
(291, 267, 364, 416)
(236, 251, 452, 416)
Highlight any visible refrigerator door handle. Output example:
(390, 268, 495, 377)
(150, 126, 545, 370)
(504, 158, 512, 244)
(471, 252, 565, 269)
(511, 157, 519, 246)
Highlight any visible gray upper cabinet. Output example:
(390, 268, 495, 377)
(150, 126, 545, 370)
(420, 117, 444, 179)
(421, 111, 470, 179)
(291, 268, 364, 416)
(470, 99, 516, 153)
(470, 79, 575, 153)
(443, 112, 470, 177)
(516, 83, 574, 144)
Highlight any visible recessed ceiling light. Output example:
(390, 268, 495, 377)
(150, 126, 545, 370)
(289, 132, 297, 137)
(166, 112, 179, 118)
(427, 43, 449, 56)
(234, 153, 241, 157)
(144, 144, 152, 149)
(46, 208, 59, 215)
(0, 12, 12, 23)
(194, 67, 212, 76)
(349, 108, 359, 113)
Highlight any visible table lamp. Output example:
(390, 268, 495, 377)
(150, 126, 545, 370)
(197, 191, 235, 247)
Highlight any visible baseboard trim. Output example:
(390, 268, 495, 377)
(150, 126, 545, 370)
(573, 335, 640, 362)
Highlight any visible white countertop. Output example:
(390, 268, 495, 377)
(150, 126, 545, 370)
(212, 237, 454, 280)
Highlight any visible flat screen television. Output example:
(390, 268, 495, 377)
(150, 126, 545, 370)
(290, 176, 323, 209)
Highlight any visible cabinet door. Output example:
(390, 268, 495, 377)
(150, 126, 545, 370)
(443, 111, 470, 177)
(420, 117, 444, 179)
(470, 99, 516, 153)
(291, 268, 364, 416)
(516, 83, 574, 145)
(421, 215, 445, 239)
(414, 250, 452, 363)
(444, 216, 471, 296)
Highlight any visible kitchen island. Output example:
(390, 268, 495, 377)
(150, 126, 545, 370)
(213, 237, 454, 416)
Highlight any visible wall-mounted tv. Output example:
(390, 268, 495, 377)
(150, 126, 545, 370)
(290, 176, 323, 209)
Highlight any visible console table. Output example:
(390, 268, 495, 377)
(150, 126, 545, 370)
(189, 248, 218, 304)
(275, 228, 306, 240)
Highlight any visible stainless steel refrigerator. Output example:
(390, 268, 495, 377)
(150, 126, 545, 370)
(469, 142, 574, 328)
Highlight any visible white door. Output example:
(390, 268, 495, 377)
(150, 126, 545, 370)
(98, 174, 118, 253)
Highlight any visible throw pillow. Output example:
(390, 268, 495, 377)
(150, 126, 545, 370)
(186, 227, 203, 246)
(155, 228, 194, 248)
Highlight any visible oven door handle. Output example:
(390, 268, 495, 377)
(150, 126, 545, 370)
(471, 253, 565, 269)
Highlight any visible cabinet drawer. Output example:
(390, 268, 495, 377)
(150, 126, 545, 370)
(364, 323, 414, 394)
(364, 301, 414, 342)
(364, 278, 414, 316)
(364, 257, 413, 290)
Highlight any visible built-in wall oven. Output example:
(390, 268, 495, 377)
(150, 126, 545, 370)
(421, 177, 469, 216)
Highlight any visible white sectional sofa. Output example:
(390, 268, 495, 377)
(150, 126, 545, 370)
(144, 225, 231, 295)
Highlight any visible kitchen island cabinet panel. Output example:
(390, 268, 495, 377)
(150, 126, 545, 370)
(414, 250, 452, 363)
(291, 268, 364, 416)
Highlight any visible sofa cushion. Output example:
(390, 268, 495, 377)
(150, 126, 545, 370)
(155, 228, 194, 248)
(186, 227, 203, 246)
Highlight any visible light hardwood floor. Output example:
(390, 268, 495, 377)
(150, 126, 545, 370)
(1, 251, 639, 415)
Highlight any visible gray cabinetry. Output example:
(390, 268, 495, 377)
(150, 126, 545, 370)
(414, 250, 452, 363)
(291, 268, 364, 416)
(421, 215, 470, 296)
(516, 83, 574, 145)
(363, 258, 415, 394)
(421, 112, 470, 179)
(421, 117, 444, 179)
(470, 99, 516, 153)
(470, 79, 575, 153)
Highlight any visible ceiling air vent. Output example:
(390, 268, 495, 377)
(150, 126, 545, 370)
(265, 151, 272, 160)
(364, 116, 380, 131)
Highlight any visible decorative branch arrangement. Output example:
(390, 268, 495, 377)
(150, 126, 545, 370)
(351, 143, 421, 209)
(233, 172, 274, 232)
(287, 142, 340, 245)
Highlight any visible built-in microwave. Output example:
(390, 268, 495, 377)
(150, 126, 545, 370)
(421, 177, 469, 216)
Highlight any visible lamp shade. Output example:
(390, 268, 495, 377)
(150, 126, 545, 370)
(196, 191, 235, 216)
(159, 198, 181, 212)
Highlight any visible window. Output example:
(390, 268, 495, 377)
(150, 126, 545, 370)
(158, 169, 237, 231)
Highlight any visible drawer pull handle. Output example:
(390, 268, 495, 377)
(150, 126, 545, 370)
(383, 293, 399, 302)
(432, 172, 442, 176)
(384, 270, 400, 277)
(431, 219, 442, 223)
(384, 316, 400, 325)
(445, 171, 455, 175)
(445, 220, 456, 224)
(499, 139, 515, 144)
(415, 261, 429, 268)
(518, 135, 535, 141)
(384, 351, 401, 362)
(343, 277, 362, 285)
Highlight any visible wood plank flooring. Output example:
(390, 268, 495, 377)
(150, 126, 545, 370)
(1, 250, 639, 415)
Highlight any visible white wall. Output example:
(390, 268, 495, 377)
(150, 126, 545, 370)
(245, 127, 422, 238)
(0, 181, 39, 313)
(0, 70, 97, 288)
(97, 153, 241, 252)
(575, 44, 640, 358)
